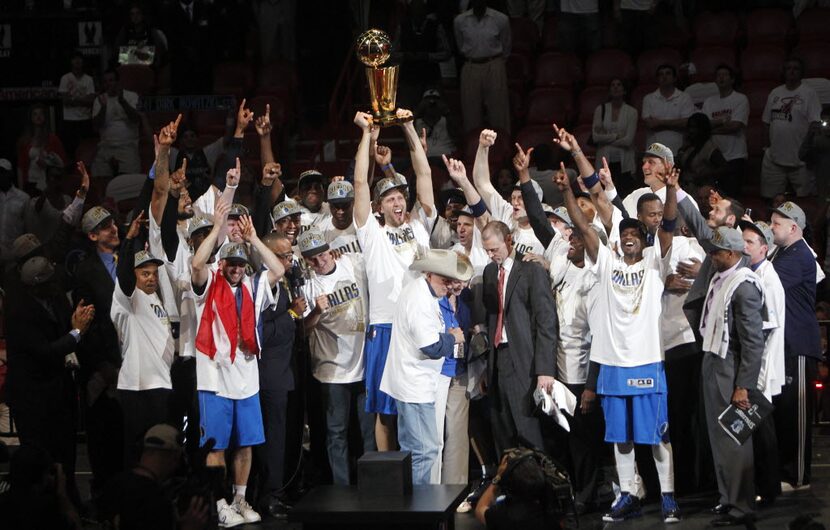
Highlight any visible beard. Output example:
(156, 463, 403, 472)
(177, 210, 195, 221)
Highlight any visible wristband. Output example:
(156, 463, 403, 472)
(582, 172, 600, 189)
(470, 198, 488, 217)
(225, 183, 238, 189)
(288, 309, 301, 320)
(604, 187, 618, 201)
(148, 163, 156, 180)
(381, 163, 393, 172)
(661, 217, 677, 232)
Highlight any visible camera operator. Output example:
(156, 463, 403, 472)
(99, 424, 209, 530)
(474, 451, 563, 530)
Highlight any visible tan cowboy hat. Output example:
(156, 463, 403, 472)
(409, 249, 473, 282)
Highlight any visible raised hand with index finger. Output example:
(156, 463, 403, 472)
(512, 143, 534, 173)
(236, 98, 255, 131)
(255, 103, 272, 136)
(226, 157, 241, 188)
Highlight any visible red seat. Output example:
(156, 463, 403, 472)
(515, 125, 554, 152)
(745, 118, 766, 157)
(693, 11, 739, 47)
(630, 83, 657, 113)
(636, 48, 684, 85)
(541, 16, 558, 51)
(257, 59, 298, 93)
(525, 88, 574, 126)
(584, 49, 635, 87)
(795, 8, 830, 44)
(462, 129, 511, 167)
(656, 14, 691, 50)
(534, 52, 583, 88)
(689, 46, 737, 83)
(746, 8, 792, 46)
(576, 86, 609, 126)
(510, 17, 539, 54)
(509, 87, 526, 123)
(117, 65, 154, 95)
(506, 53, 533, 85)
(191, 109, 230, 138)
(248, 95, 287, 128)
(741, 45, 787, 82)
(743, 81, 777, 117)
(212, 61, 253, 97)
(793, 43, 830, 79)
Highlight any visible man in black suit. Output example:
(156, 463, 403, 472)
(479, 220, 557, 454)
(73, 206, 124, 494)
(6, 256, 95, 509)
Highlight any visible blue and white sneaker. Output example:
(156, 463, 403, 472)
(662, 493, 682, 523)
(602, 493, 642, 522)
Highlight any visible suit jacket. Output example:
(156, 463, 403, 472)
(705, 268, 766, 390)
(73, 252, 120, 380)
(6, 290, 76, 416)
(480, 256, 558, 386)
(258, 281, 296, 391)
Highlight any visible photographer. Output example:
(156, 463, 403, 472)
(99, 424, 209, 530)
(474, 451, 562, 530)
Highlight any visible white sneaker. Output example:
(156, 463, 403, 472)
(233, 497, 262, 523)
(217, 499, 245, 528)
(781, 481, 811, 493)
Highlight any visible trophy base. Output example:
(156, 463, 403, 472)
(373, 111, 414, 128)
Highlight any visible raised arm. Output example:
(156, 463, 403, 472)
(401, 112, 434, 217)
(192, 200, 229, 289)
(352, 112, 374, 227)
(442, 154, 490, 224)
(513, 143, 555, 247)
(215, 158, 240, 244)
(239, 214, 285, 287)
(555, 163, 599, 263)
(472, 129, 498, 204)
(117, 211, 145, 297)
(657, 166, 678, 258)
(255, 103, 284, 202)
(151, 114, 182, 225)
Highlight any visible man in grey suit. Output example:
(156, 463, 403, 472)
(479, 220, 557, 454)
(699, 227, 766, 527)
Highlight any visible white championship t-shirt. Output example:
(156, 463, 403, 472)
(661, 236, 704, 351)
(112, 283, 175, 391)
(486, 192, 545, 256)
(58, 72, 95, 121)
(702, 91, 749, 161)
(355, 208, 434, 325)
(550, 257, 595, 384)
(763, 83, 822, 167)
(300, 202, 331, 234)
(587, 240, 671, 367)
(301, 254, 368, 384)
(193, 271, 274, 399)
(318, 217, 362, 254)
(91, 90, 140, 145)
(380, 277, 446, 403)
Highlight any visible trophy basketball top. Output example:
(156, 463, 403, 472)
(356, 29, 391, 68)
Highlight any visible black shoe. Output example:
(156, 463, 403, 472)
(266, 497, 291, 519)
(711, 514, 756, 527)
(711, 504, 731, 515)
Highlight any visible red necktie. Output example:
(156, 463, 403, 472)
(494, 265, 506, 345)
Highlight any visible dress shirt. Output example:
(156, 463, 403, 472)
(453, 8, 511, 60)
(700, 259, 741, 332)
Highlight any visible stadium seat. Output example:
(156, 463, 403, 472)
(516, 124, 555, 152)
(212, 61, 253, 97)
(689, 46, 737, 83)
(117, 65, 154, 95)
(743, 81, 778, 117)
(746, 8, 792, 47)
(745, 118, 766, 158)
(541, 16, 558, 51)
(693, 11, 739, 47)
(584, 49, 635, 87)
(510, 17, 539, 54)
(572, 124, 595, 158)
(248, 95, 287, 128)
(463, 129, 511, 167)
(509, 87, 527, 123)
(257, 60, 298, 93)
(576, 86, 609, 126)
(534, 52, 583, 88)
(793, 43, 830, 79)
(630, 83, 657, 113)
(525, 87, 574, 125)
(636, 48, 684, 85)
(795, 8, 830, 44)
(655, 13, 691, 50)
(741, 45, 787, 82)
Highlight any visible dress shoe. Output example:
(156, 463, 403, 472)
(711, 504, 731, 515)
(266, 497, 291, 519)
(711, 513, 756, 527)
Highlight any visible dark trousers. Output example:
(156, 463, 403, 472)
(59, 119, 94, 162)
(118, 388, 174, 467)
(753, 410, 780, 499)
(320, 381, 376, 485)
(84, 391, 124, 493)
(562, 382, 605, 505)
(664, 343, 704, 494)
(490, 344, 544, 455)
(170, 356, 200, 454)
(774, 355, 818, 486)
(257, 387, 289, 494)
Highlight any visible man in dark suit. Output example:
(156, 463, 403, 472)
(699, 227, 766, 527)
(73, 206, 124, 494)
(478, 220, 557, 454)
(7, 256, 95, 509)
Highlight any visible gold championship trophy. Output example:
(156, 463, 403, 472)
(355, 29, 413, 127)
